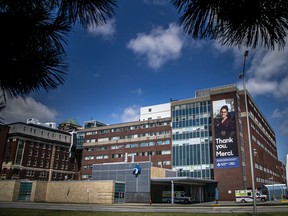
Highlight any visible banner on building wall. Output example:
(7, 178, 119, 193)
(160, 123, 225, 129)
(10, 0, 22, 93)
(212, 99, 239, 168)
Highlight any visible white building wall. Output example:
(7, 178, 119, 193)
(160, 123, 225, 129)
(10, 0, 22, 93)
(140, 103, 171, 121)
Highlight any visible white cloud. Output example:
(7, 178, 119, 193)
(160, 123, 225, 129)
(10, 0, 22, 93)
(246, 48, 288, 99)
(131, 88, 143, 96)
(88, 19, 116, 38)
(245, 78, 278, 96)
(0, 96, 58, 124)
(221, 44, 288, 137)
(272, 108, 286, 119)
(121, 105, 140, 122)
(110, 113, 118, 119)
(249, 50, 288, 80)
(213, 38, 288, 100)
(272, 108, 288, 135)
(127, 23, 184, 70)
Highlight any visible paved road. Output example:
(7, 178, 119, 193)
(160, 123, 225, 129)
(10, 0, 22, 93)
(0, 201, 288, 214)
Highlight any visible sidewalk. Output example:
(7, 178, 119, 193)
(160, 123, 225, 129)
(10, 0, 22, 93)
(123, 199, 288, 207)
(184, 199, 288, 206)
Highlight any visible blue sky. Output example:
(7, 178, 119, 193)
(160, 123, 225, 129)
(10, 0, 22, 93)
(2, 1, 288, 163)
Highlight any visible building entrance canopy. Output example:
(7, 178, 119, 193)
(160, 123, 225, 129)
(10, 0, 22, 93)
(151, 177, 217, 203)
(151, 177, 217, 185)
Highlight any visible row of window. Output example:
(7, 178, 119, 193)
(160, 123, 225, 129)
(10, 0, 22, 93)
(84, 121, 170, 136)
(83, 159, 171, 170)
(25, 170, 72, 179)
(28, 149, 69, 162)
(26, 158, 75, 171)
(256, 177, 279, 184)
(251, 122, 276, 150)
(172, 131, 211, 140)
(13, 125, 70, 142)
(84, 150, 171, 160)
(248, 99, 275, 143)
(84, 140, 171, 152)
(172, 118, 211, 129)
(86, 131, 170, 143)
(29, 142, 52, 150)
(251, 126, 277, 160)
(255, 163, 279, 179)
(172, 101, 211, 111)
(172, 144, 212, 166)
(175, 168, 213, 179)
(172, 106, 211, 118)
(27, 159, 50, 168)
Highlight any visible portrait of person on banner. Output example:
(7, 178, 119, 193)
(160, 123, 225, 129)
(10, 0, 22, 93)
(214, 104, 235, 139)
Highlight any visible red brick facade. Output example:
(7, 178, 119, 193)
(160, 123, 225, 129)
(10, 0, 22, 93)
(80, 118, 172, 179)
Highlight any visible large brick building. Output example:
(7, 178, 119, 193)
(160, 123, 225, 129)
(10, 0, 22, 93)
(0, 84, 285, 203)
(80, 117, 172, 180)
(0, 122, 79, 181)
(209, 86, 280, 200)
(79, 84, 285, 201)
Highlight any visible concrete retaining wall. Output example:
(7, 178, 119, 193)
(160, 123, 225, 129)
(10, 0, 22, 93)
(0, 180, 115, 204)
(0, 180, 19, 202)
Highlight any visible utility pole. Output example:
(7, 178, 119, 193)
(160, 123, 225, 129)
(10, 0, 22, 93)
(240, 50, 257, 214)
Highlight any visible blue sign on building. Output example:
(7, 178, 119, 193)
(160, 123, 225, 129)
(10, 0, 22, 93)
(133, 164, 141, 177)
(216, 157, 239, 168)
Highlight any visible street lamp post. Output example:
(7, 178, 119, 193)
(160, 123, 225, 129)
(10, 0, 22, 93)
(239, 50, 257, 214)
(269, 176, 274, 200)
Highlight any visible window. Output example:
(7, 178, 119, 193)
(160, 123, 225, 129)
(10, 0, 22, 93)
(112, 154, 122, 158)
(45, 161, 49, 168)
(157, 150, 171, 155)
(40, 160, 44, 167)
(81, 174, 91, 179)
(163, 161, 171, 165)
(26, 170, 34, 177)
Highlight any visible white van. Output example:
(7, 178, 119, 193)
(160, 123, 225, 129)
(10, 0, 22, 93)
(162, 191, 191, 204)
(235, 190, 267, 203)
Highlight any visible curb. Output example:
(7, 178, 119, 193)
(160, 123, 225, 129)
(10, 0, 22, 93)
(211, 204, 221, 207)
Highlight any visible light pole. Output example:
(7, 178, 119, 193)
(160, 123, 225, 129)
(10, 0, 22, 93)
(269, 176, 274, 200)
(239, 50, 257, 214)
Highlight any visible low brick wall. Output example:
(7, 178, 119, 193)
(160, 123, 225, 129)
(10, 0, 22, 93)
(44, 180, 114, 204)
(0, 180, 19, 202)
(31, 181, 48, 202)
(0, 180, 115, 204)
